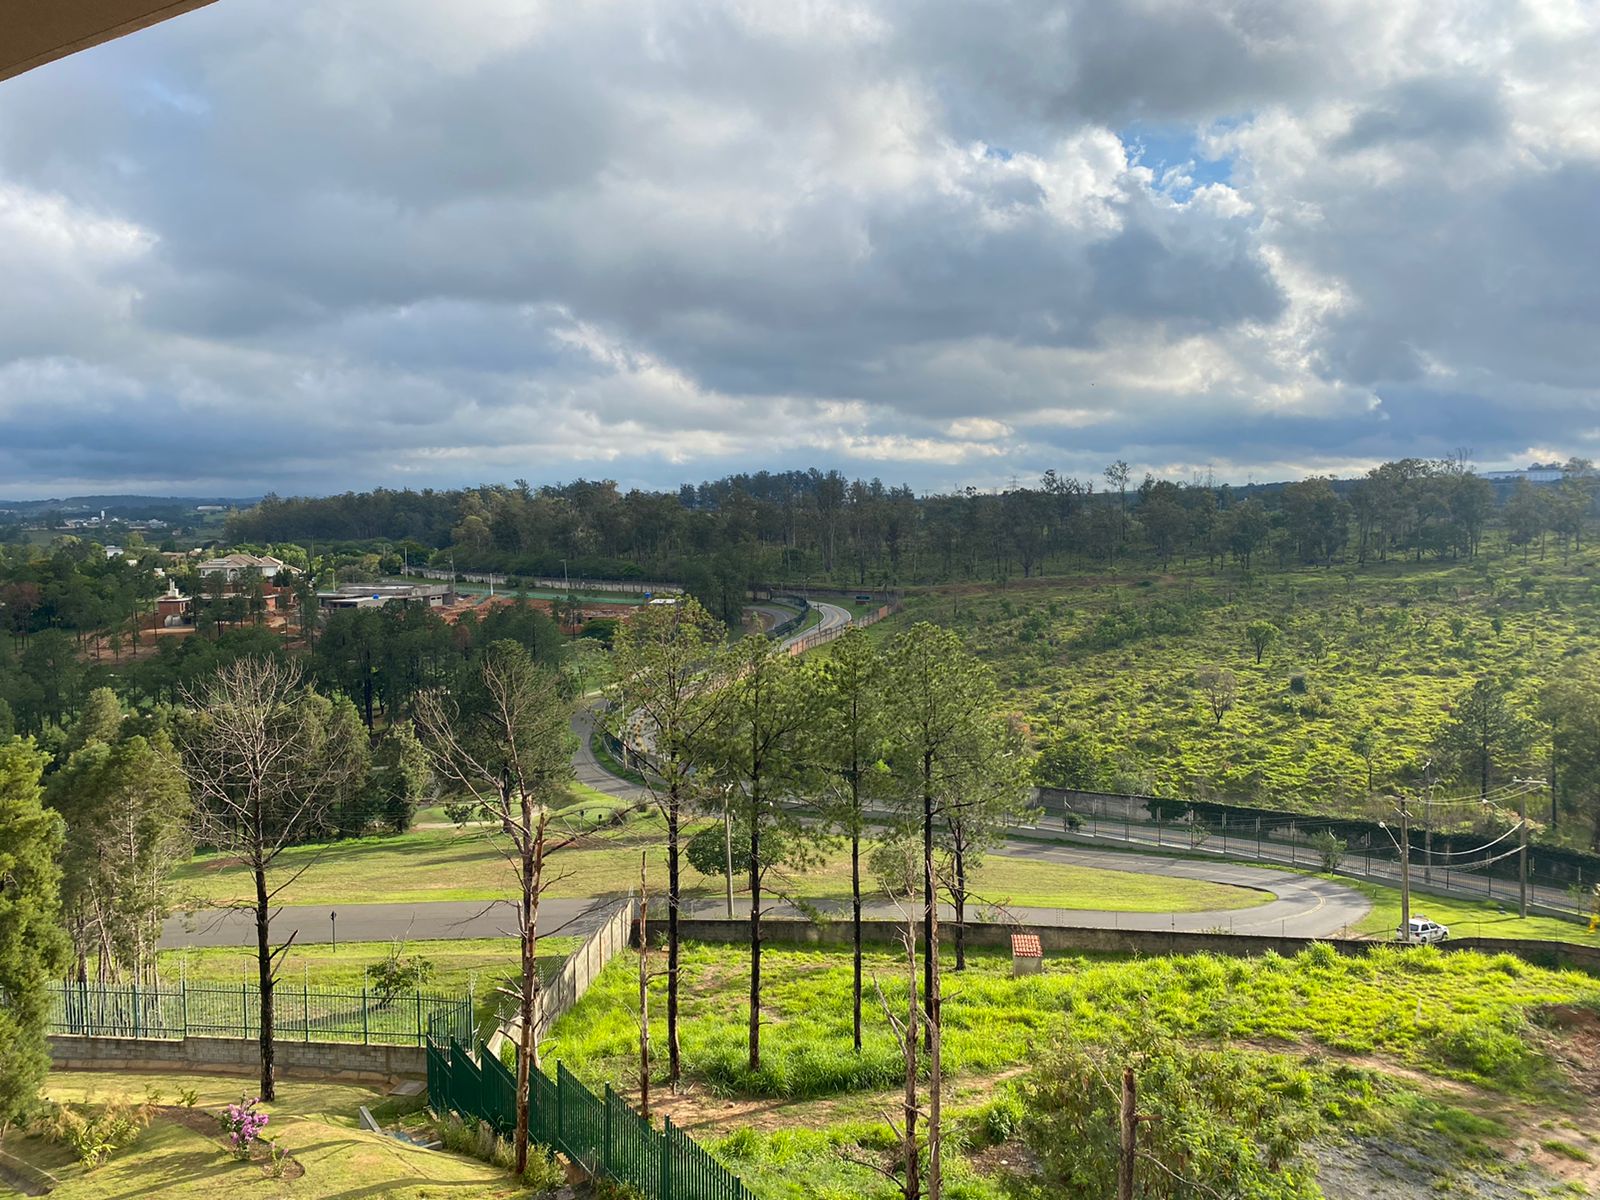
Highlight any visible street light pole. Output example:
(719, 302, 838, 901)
(330, 910, 338, 952)
(1517, 781, 1532, 918)
(1397, 796, 1412, 940)
(1422, 760, 1434, 886)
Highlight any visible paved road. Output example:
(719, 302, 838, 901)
(789, 601, 851, 648)
(570, 706, 646, 803)
(159, 840, 1370, 949)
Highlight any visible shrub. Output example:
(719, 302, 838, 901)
(219, 1096, 269, 1159)
(370, 943, 437, 1006)
(1288, 673, 1308, 694)
(687, 817, 789, 878)
(1310, 829, 1347, 873)
(31, 1100, 150, 1169)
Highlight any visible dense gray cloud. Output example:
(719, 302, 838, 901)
(1, 0, 1598, 498)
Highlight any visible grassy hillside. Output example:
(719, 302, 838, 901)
(540, 941, 1600, 1200)
(894, 548, 1600, 827)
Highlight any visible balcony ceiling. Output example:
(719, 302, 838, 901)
(2, 0, 217, 83)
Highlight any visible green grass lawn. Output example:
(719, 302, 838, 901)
(545, 940, 1600, 1103)
(172, 817, 1268, 914)
(1348, 878, 1600, 944)
(156, 936, 568, 994)
(0, 1071, 524, 1200)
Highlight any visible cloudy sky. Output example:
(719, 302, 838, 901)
(2, 0, 1598, 499)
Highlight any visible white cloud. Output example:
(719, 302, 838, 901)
(1, 0, 1599, 496)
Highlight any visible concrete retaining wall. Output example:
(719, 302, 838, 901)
(662, 917, 1600, 974)
(532, 900, 634, 1041)
(48, 1034, 424, 1081)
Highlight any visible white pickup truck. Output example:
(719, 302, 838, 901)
(1398, 916, 1450, 944)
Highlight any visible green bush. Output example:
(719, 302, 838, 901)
(30, 1099, 150, 1169)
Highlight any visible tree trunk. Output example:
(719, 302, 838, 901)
(902, 929, 920, 1200)
(667, 788, 682, 1089)
(922, 751, 935, 1052)
(1117, 1067, 1136, 1200)
(952, 841, 966, 972)
(513, 788, 537, 1177)
(748, 816, 762, 1072)
(927, 845, 942, 1200)
(254, 860, 276, 1102)
(851, 818, 862, 1053)
(638, 857, 651, 1121)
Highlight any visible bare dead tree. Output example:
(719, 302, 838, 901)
(177, 658, 362, 1101)
(415, 640, 574, 1176)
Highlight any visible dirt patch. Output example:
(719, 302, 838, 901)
(160, 1106, 306, 1181)
(1535, 1003, 1600, 1100)
(628, 1069, 1027, 1137)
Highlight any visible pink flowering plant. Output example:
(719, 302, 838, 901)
(219, 1096, 269, 1159)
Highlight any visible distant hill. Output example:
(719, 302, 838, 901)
(0, 495, 259, 515)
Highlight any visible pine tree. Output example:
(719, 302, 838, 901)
(0, 738, 70, 1128)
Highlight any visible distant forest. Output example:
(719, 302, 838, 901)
(225, 458, 1598, 587)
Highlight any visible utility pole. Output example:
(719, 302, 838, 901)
(1517, 781, 1531, 919)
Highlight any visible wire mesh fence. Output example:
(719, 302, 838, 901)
(48, 980, 473, 1046)
(431, 1038, 756, 1200)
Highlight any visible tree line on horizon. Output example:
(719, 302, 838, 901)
(222, 457, 1599, 588)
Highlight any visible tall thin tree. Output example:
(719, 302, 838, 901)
(416, 639, 574, 1175)
(177, 658, 365, 1101)
(607, 598, 726, 1089)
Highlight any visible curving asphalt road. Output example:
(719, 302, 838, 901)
(161, 596, 1372, 951)
(159, 843, 1369, 949)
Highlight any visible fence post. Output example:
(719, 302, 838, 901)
(362, 983, 370, 1045)
(661, 1115, 673, 1198)
(416, 991, 424, 1046)
(304, 985, 310, 1043)
(604, 1084, 613, 1175)
(181, 979, 188, 1039)
(241, 980, 248, 1039)
(557, 1066, 565, 1147)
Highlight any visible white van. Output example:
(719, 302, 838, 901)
(1398, 916, 1449, 944)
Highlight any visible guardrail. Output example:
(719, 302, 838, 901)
(764, 595, 811, 640)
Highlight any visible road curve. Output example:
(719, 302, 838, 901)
(159, 842, 1370, 949)
(162, 595, 1371, 952)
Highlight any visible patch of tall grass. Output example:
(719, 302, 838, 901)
(544, 941, 1600, 1100)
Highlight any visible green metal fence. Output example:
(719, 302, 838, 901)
(430, 1037, 756, 1200)
(48, 980, 473, 1047)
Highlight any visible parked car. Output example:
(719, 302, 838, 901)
(1398, 916, 1449, 944)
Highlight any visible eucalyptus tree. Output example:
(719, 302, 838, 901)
(48, 707, 191, 985)
(606, 597, 726, 1089)
(415, 639, 574, 1175)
